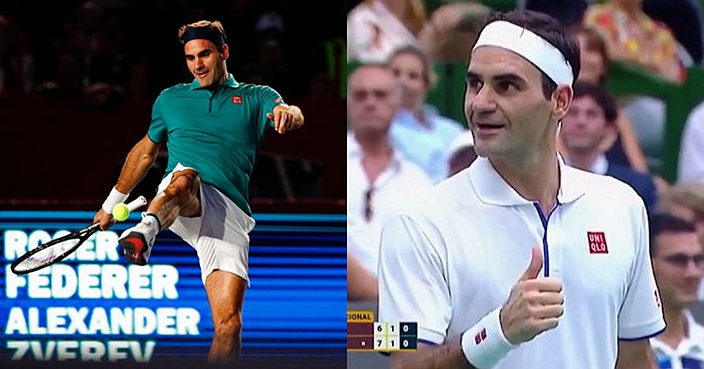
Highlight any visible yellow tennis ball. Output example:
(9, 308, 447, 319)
(112, 203, 130, 222)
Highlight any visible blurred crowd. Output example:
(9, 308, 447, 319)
(347, 1, 704, 366)
(0, 0, 345, 103)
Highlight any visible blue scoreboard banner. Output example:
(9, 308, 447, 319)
(0, 210, 346, 367)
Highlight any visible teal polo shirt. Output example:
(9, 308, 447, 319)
(147, 74, 283, 215)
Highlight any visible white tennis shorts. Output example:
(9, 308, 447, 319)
(156, 163, 255, 285)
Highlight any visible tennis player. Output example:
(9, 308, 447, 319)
(377, 10, 664, 369)
(92, 20, 304, 364)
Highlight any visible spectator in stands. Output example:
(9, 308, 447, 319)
(418, 1, 490, 62)
(520, 0, 588, 28)
(446, 129, 477, 178)
(35, 49, 84, 99)
(126, 58, 157, 98)
(121, 0, 181, 89)
(522, 0, 704, 65)
(58, 2, 107, 87)
(307, 72, 335, 101)
(571, 25, 609, 86)
(679, 103, 704, 185)
(657, 182, 704, 248)
(641, 0, 704, 65)
(568, 24, 650, 174)
(0, 1, 345, 204)
(0, 14, 34, 96)
(648, 214, 704, 368)
(347, 0, 426, 63)
(561, 81, 658, 212)
(0, 15, 16, 95)
(583, 0, 685, 83)
(388, 46, 465, 183)
(97, 13, 129, 89)
(347, 63, 432, 279)
(582, 2, 683, 187)
(253, 11, 299, 98)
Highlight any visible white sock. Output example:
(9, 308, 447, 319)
(140, 212, 161, 234)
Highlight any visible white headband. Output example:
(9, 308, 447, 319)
(472, 21, 573, 86)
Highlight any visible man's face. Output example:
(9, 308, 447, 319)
(464, 46, 556, 159)
(390, 52, 427, 110)
(575, 33, 605, 84)
(561, 95, 611, 155)
(348, 67, 399, 135)
(653, 231, 704, 310)
(184, 39, 228, 88)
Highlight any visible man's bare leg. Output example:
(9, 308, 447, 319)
(120, 169, 201, 264)
(205, 270, 247, 363)
(149, 169, 201, 228)
(145, 169, 249, 362)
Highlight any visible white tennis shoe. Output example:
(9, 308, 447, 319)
(118, 212, 159, 265)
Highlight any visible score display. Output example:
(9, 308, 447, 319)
(347, 311, 417, 352)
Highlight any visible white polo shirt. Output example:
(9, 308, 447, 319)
(679, 102, 704, 183)
(378, 156, 665, 368)
(347, 133, 433, 275)
(651, 310, 704, 369)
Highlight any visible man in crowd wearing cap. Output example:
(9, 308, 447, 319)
(92, 20, 304, 364)
(378, 9, 663, 369)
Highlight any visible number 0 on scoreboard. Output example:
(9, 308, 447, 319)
(347, 311, 417, 352)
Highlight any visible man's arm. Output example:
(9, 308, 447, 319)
(93, 135, 161, 229)
(615, 204, 664, 369)
(115, 135, 162, 193)
(391, 342, 475, 369)
(678, 113, 704, 182)
(615, 339, 658, 369)
(267, 104, 304, 134)
(385, 248, 563, 369)
(347, 253, 378, 302)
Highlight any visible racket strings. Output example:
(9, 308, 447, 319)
(12, 238, 81, 273)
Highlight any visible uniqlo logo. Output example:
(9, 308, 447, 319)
(232, 96, 242, 104)
(588, 231, 608, 254)
(474, 328, 487, 345)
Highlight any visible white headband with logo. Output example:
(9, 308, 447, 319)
(472, 20, 574, 86)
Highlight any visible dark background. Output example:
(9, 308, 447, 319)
(0, 0, 347, 213)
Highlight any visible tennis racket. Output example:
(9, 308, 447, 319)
(10, 196, 148, 275)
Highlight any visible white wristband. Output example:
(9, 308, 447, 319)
(461, 307, 517, 369)
(102, 187, 129, 213)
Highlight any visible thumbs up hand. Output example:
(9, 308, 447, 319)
(519, 245, 544, 281)
(499, 247, 564, 344)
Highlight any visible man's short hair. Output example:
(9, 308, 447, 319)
(572, 81, 618, 124)
(658, 182, 704, 217)
(649, 213, 698, 256)
(346, 63, 402, 107)
(568, 24, 610, 85)
(482, 10, 581, 100)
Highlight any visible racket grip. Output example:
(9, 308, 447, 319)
(126, 196, 148, 212)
